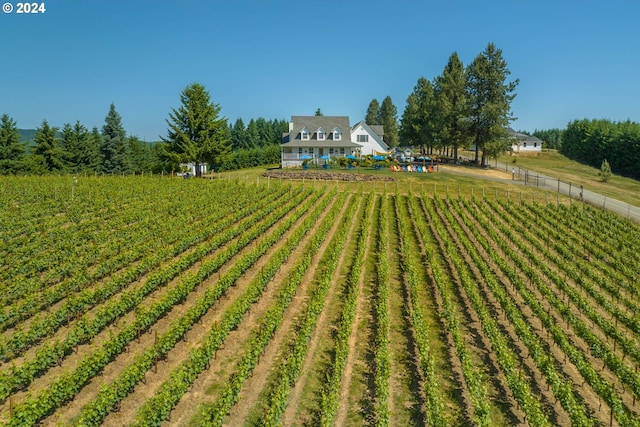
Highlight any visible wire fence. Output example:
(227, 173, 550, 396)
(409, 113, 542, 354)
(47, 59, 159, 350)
(498, 162, 640, 223)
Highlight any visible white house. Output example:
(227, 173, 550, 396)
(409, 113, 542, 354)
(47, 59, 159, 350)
(179, 162, 207, 176)
(280, 116, 362, 168)
(508, 127, 543, 153)
(350, 120, 389, 155)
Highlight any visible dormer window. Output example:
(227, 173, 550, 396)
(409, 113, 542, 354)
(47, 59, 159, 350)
(301, 127, 310, 140)
(332, 127, 342, 141)
(317, 127, 326, 141)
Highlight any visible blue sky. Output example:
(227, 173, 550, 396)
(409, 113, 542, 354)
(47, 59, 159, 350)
(1, 0, 639, 141)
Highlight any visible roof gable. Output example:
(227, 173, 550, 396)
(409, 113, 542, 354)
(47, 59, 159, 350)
(290, 116, 349, 139)
(351, 120, 389, 150)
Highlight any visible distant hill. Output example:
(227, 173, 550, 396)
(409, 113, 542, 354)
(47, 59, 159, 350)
(19, 129, 37, 144)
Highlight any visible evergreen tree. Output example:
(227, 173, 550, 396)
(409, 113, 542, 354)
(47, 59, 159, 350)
(379, 96, 399, 148)
(433, 52, 471, 162)
(255, 118, 274, 147)
(162, 82, 230, 176)
(400, 77, 436, 151)
(599, 159, 612, 182)
(0, 113, 25, 174)
(87, 127, 103, 172)
(60, 121, 93, 172)
(314, 108, 323, 116)
(245, 119, 260, 149)
(31, 119, 65, 172)
(365, 99, 380, 125)
(230, 118, 246, 150)
(126, 136, 154, 173)
(100, 103, 127, 174)
(466, 42, 518, 165)
(274, 119, 289, 144)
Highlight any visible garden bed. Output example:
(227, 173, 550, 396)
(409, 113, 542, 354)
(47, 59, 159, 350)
(262, 170, 397, 182)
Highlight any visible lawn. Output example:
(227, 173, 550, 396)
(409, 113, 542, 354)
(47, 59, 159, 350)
(495, 150, 640, 207)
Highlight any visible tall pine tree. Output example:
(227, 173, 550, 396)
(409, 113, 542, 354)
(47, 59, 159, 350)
(60, 121, 95, 173)
(32, 119, 65, 173)
(100, 103, 127, 174)
(162, 83, 230, 176)
(433, 52, 470, 162)
(379, 96, 399, 148)
(400, 77, 436, 151)
(230, 118, 246, 150)
(87, 127, 103, 172)
(365, 99, 380, 125)
(245, 119, 260, 149)
(466, 42, 518, 165)
(0, 114, 24, 174)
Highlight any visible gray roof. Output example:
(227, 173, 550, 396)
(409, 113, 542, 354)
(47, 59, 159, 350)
(369, 125, 384, 138)
(351, 120, 389, 151)
(282, 116, 361, 148)
(507, 127, 542, 142)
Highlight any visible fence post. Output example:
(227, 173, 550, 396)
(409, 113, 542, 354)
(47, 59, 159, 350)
(569, 182, 572, 198)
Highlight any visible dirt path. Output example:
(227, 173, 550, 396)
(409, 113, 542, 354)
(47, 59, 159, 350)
(334, 194, 376, 426)
(0, 190, 276, 394)
(413, 196, 522, 425)
(106, 191, 331, 426)
(439, 197, 572, 426)
(385, 196, 426, 426)
(281, 196, 364, 426)
(461, 197, 627, 425)
(198, 193, 353, 427)
(510, 201, 640, 346)
(36, 190, 313, 426)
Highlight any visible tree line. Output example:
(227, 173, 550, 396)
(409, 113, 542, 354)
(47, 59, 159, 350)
(0, 85, 286, 175)
(0, 107, 163, 175)
(562, 118, 640, 179)
(365, 43, 519, 166)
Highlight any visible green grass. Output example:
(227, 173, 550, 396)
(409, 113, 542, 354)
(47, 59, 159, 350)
(496, 150, 640, 207)
(214, 164, 559, 203)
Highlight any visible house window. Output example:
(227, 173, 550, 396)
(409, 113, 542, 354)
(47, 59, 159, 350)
(340, 148, 345, 155)
(309, 147, 314, 154)
(357, 134, 369, 143)
(317, 128, 325, 140)
(332, 127, 342, 140)
(298, 148, 303, 154)
(329, 148, 334, 155)
(301, 127, 310, 140)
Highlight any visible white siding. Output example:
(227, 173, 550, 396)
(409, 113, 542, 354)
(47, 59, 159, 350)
(512, 141, 542, 153)
(350, 125, 387, 155)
